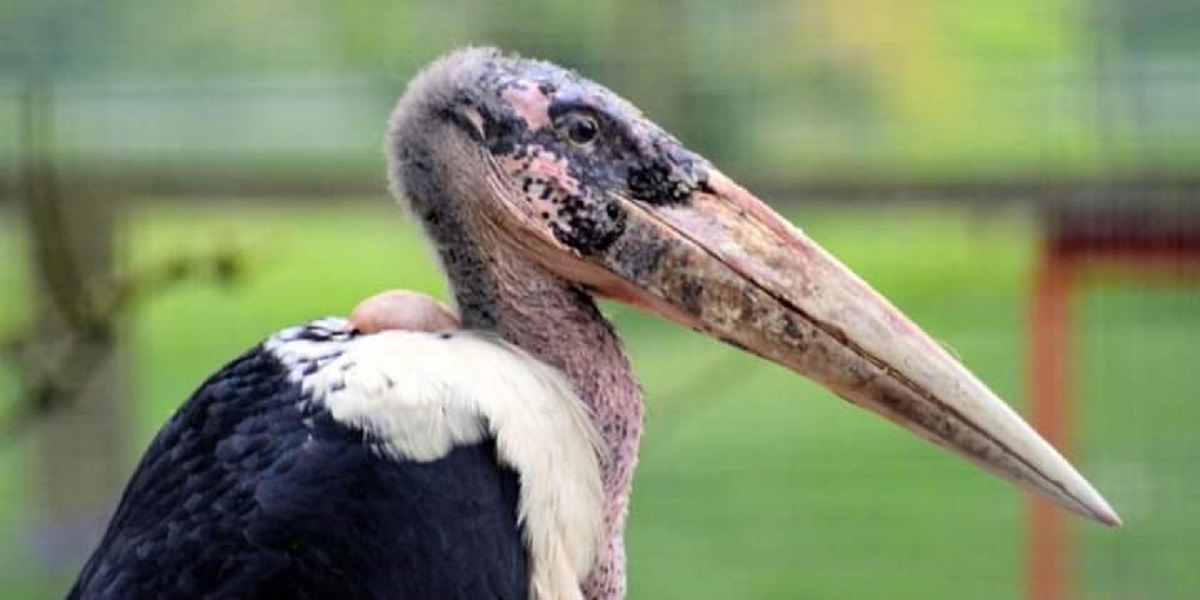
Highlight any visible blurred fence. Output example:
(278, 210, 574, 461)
(1, 74, 1197, 207)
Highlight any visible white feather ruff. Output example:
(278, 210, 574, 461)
(268, 320, 604, 600)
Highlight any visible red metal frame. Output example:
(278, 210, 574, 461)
(1026, 208, 1200, 600)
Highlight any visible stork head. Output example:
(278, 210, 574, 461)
(388, 47, 1120, 526)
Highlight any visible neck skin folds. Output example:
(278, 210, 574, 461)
(442, 223, 644, 600)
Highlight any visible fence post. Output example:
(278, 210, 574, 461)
(1026, 239, 1075, 600)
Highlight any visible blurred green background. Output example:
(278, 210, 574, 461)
(2, 1, 1198, 598)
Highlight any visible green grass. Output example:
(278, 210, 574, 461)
(1, 201, 1197, 598)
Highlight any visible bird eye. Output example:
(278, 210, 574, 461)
(562, 113, 599, 146)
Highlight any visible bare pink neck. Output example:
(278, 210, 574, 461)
(445, 240, 643, 599)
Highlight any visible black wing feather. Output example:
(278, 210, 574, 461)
(68, 341, 528, 599)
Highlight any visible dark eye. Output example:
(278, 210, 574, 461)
(562, 113, 599, 146)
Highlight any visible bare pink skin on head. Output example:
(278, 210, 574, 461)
(502, 81, 552, 130)
(348, 290, 461, 334)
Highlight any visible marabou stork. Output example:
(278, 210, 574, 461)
(69, 48, 1119, 600)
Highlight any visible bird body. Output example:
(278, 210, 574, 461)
(70, 47, 1118, 600)
(70, 319, 602, 599)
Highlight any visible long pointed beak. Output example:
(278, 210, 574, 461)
(584, 169, 1120, 526)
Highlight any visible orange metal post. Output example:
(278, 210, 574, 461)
(1024, 207, 1200, 599)
(1027, 244, 1074, 600)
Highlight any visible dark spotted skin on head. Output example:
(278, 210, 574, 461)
(454, 55, 712, 256)
(390, 49, 714, 331)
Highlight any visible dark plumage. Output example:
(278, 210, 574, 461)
(69, 328, 528, 600)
